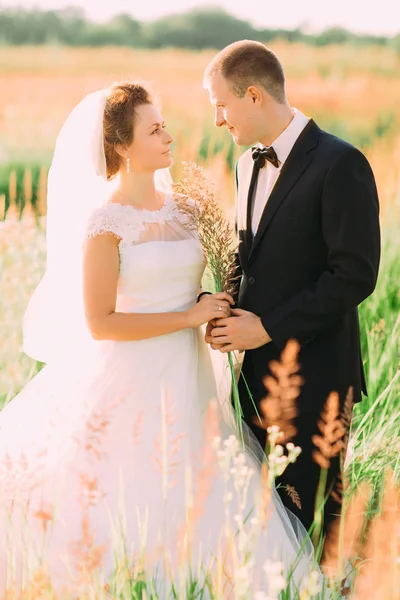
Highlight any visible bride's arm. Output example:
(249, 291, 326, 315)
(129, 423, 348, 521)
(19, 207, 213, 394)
(82, 234, 233, 341)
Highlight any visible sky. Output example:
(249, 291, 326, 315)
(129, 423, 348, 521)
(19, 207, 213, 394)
(1, 0, 399, 37)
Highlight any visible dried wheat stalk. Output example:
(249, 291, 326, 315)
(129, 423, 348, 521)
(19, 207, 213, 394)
(173, 161, 239, 296)
(173, 161, 245, 444)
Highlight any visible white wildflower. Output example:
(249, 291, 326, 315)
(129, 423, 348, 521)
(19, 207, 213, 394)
(301, 570, 321, 596)
(275, 445, 284, 457)
(234, 564, 252, 597)
(224, 435, 237, 449)
(288, 445, 302, 463)
(262, 559, 286, 598)
(263, 559, 284, 577)
(267, 426, 280, 435)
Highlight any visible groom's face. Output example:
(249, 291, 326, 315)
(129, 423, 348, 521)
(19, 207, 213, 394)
(206, 72, 260, 146)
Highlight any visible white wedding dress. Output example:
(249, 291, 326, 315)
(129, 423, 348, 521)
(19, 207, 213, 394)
(0, 195, 317, 597)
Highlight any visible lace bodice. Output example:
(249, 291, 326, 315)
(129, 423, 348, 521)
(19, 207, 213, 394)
(85, 194, 193, 245)
(85, 195, 205, 314)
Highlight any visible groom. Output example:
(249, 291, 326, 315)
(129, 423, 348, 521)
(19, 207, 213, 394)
(203, 40, 380, 532)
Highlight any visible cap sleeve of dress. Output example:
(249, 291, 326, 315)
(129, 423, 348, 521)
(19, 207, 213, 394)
(85, 204, 144, 244)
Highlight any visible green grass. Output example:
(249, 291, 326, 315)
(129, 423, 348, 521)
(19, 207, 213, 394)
(348, 233, 400, 502)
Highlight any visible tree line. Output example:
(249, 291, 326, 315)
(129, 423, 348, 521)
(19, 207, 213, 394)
(0, 6, 399, 50)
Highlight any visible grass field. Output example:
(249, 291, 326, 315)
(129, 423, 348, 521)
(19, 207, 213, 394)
(1, 44, 400, 216)
(0, 44, 399, 598)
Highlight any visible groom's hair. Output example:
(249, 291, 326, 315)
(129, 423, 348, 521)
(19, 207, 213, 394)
(204, 40, 286, 103)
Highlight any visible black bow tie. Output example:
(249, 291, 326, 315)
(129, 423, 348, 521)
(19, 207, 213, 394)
(252, 146, 280, 169)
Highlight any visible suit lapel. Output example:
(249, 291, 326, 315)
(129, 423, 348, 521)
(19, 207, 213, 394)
(236, 149, 254, 266)
(248, 119, 320, 262)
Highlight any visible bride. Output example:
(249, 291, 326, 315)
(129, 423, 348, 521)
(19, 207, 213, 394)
(0, 82, 320, 597)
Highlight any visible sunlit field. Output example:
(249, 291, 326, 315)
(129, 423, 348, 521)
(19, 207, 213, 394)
(0, 44, 399, 598)
(1, 44, 400, 214)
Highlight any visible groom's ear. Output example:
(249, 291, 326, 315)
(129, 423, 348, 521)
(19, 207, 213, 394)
(247, 86, 262, 105)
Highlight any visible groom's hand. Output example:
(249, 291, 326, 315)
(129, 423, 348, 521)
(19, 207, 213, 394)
(205, 320, 220, 347)
(208, 308, 271, 352)
(205, 319, 229, 350)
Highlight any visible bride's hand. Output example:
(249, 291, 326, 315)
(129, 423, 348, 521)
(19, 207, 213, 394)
(185, 292, 234, 328)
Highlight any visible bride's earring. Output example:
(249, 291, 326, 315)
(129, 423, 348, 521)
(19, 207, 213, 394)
(126, 156, 131, 173)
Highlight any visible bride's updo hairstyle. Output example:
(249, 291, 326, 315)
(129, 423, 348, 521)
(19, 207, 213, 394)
(103, 82, 153, 180)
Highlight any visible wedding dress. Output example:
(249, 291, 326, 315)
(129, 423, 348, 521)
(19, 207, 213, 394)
(0, 90, 320, 598)
(0, 195, 319, 597)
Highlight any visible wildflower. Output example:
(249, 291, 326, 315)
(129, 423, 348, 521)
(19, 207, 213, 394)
(263, 560, 286, 598)
(300, 570, 321, 598)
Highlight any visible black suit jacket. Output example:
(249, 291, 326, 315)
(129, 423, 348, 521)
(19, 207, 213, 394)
(235, 119, 380, 417)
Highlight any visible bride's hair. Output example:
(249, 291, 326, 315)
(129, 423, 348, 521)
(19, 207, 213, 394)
(103, 82, 153, 180)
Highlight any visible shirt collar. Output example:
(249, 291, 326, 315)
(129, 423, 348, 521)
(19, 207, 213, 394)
(258, 108, 310, 168)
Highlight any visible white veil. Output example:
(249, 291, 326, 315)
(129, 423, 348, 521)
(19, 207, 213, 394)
(23, 88, 172, 364)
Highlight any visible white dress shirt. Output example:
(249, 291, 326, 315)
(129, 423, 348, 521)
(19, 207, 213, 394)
(251, 108, 310, 235)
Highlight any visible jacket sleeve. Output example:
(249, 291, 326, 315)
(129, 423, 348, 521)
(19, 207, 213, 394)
(261, 148, 381, 350)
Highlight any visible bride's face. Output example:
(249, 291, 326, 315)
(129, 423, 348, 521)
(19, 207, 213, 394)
(126, 104, 174, 172)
